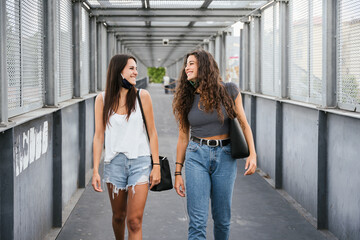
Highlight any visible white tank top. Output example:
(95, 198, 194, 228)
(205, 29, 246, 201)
(102, 90, 150, 162)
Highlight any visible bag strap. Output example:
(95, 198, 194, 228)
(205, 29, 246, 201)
(136, 89, 150, 142)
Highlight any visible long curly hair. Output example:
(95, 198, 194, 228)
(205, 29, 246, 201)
(103, 54, 137, 127)
(172, 50, 237, 131)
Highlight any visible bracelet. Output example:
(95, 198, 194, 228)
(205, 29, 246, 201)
(175, 171, 182, 176)
(153, 163, 160, 165)
(175, 162, 184, 166)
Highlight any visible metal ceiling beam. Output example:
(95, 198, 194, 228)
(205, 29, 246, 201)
(91, 9, 253, 17)
(121, 40, 202, 44)
(108, 26, 227, 32)
(98, 16, 241, 22)
(117, 36, 205, 41)
(124, 43, 199, 47)
(116, 32, 215, 37)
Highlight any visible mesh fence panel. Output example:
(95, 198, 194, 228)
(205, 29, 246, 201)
(81, 8, 90, 96)
(21, 0, 44, 109)
(261, 5, 278, 96)
(274, 3, 280, 97)
(58, 0, 73, 101)
(337, 0, 360, 109)
(289, 0, 323, 104)
(310, 0, 323, 102)
(260, 4, 281, 97)
(289, 0, 309, 102)
(6, 0, 44, 116)
(6, 0, 21, 111)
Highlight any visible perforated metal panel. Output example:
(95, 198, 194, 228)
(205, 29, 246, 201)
(6, 0, 21, 111)
(58, 0, 73, 102)
(261, 6, 274, 94)
(289, 0, 322, 104)
(81, 8, 90, 96)
(310, 0, 323, 103)
(289, 0, 310, 102)
(337, 0, 360, 110)
(6, 0, 44, 117)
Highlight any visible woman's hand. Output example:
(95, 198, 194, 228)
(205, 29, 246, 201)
(244, 155, 257, 176)
(174, 175, 186, 197)
(149, 165, 161, 189)
(92, 172, 103, 192)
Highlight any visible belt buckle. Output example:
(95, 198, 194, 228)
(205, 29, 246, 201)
(207, 139, 219, 147)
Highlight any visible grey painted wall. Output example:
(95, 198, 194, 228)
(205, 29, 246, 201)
(255, 98, 276, 180)
(327, 113, 360, 239)
(282, 103, 318, 218)
(13, 115, 53, 240)
(242, 92, 360, 240)
(61, 104, 81, 207)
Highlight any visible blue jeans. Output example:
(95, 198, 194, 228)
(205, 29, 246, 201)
(185, 140, 237, 240)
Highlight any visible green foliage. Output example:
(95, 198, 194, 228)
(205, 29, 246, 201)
(148, 67, 166, 83)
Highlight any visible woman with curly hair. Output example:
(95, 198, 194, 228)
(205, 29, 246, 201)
(173, 49, 257, 240)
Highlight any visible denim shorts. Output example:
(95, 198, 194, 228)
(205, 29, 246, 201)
(103, 153, 152, 196)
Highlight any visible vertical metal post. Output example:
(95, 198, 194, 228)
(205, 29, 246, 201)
(52, 110, 62, 227)
(96, 22, 103, 91)
(215, 34, 221, 66)
(239, 29, 244, 90)
(209, 39, 215, 56)
(243, 22, 250, 91)
(221, 31, 227, 80)
(45, 0, 59, 106)
(253, 16, 261, 93)
(322, 0, 337, 107)
(0, 129, 15, 239)
(275, 101, 283, 189)
(0, 0, 9, 126)
(89, 16, 97, 93)
(279, 1, 289, 99)
(116, 40, 121, 54)
(107, 32, 113, 67)
(72, 1, 82, 98)
(317, 110, 328, 229)
(78, 101, 86, 188)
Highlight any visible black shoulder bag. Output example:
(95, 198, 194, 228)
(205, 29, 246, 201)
(225, 83, 250, 159)
(136, 90, 173, 191)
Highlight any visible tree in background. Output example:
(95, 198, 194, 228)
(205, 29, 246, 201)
(148, 67, 165, 83)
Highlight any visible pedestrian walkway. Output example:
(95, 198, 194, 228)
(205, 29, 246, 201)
(55, 84, 336, 240)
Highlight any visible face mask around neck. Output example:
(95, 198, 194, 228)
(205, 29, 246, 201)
(187, 80, 199, 89)
(121, 74, 133, 89)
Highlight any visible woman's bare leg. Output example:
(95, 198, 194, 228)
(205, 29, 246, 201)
(107, 183, 128, 240)
(126, 184, 149, 240)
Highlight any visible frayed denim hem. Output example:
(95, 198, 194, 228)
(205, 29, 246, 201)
(103, 177, 149, 199)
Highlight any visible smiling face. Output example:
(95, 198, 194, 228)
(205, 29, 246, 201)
(185, 55, 198, 82)
(121, 58, 138, 85)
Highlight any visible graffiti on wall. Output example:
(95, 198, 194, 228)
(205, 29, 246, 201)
(14, 121, 48, 176)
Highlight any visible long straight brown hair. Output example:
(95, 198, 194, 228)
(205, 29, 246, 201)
(103, 54, 137, 128)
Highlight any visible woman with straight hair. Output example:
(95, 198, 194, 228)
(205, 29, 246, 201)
(172, 50, 257, 240)
(92, 54, 161, 240)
